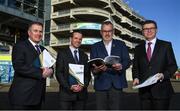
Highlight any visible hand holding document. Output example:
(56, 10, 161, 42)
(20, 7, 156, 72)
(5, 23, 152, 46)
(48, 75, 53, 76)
(39, 49, 56, 68)
(88, 55, 120, 67)
(132, 73, 160, 89)
(69, 63, 84, 86)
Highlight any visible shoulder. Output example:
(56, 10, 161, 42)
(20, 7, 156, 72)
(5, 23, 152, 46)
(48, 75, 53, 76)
(92, 40, 103, 47)
(157, 39, 171, 46)
(113, 39, 125, 45)
(57, 47, 68, 54)
(13, 40, 28, 48)
(79, 49, 88, 57)
(135, 41, 145, 49)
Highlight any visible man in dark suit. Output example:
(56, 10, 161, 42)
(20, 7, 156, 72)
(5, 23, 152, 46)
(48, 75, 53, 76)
(9, 22, 53, 109)
(55, 31, 91, 110)
(90, 21, 130, 110)
(132, 20, 178, 110)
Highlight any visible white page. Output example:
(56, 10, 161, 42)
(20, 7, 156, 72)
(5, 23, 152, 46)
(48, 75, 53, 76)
(69, 63, 84, 85)
(133, 73, 160, 89)
(42, 50, 56, 67)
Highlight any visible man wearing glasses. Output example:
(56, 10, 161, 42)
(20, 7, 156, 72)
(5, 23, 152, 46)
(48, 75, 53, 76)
(132, 20, 177, 109)
(90, 21, 130, 110)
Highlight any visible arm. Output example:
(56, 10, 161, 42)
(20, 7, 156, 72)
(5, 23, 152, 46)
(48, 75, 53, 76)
(132, 47, 140, 85)
(163, 42, 178, 80)
(55, 51, 71, 91)
(90, 45, 107, 75)
(121, 42, 131, 71)
(83, 55, 91, 88)
(12, 44, 43, 80)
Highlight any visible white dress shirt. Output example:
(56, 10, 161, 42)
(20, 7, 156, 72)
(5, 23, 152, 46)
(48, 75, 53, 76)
(145, 37, 157, 56)
(103, 40, 112, 56)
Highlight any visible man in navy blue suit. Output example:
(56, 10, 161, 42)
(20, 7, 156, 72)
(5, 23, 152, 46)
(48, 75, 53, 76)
(90, 21, 130, 110)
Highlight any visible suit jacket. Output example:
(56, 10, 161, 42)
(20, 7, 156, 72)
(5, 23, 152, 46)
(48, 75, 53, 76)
(55, 47, 91, 101)
(9, 40, 46, 105)
(90, 39, 130, 91)
(132, 39, 178, 99)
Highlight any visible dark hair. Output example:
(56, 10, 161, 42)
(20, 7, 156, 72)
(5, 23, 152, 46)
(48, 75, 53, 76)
(70, 30, 83, 37)
(101, 20, 114, 29)
(28, 21, 43, 30)
(142, 20, 157, 29)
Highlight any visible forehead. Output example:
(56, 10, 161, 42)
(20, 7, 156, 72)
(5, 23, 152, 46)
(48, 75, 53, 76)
(72, 32, 82, 38)
(143, 23, 156, 28)
(30, 24, 42, 29)
(102, 24, 113, 29)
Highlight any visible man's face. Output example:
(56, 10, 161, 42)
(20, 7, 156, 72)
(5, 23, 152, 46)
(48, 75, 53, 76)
(28, 24, 43, 44)
(142, 23, 157, 41)
(101, 24, 114, 42)
(70, 32, 82, 48)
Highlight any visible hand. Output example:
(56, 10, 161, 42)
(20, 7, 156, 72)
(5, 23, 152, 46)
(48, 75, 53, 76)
(157, 73, 164, 82)
(92, 64, 107, 73)
(70, 84, 83, 92)
(133, 78, 139, 86)
(42, 67, 53, 78)
(112, 63, 122, 71)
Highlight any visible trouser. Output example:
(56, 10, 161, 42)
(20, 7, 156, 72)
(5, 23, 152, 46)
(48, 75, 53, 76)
(59, 99, 86, 110)
(11, 104, 42, 110)
(140, 98, 170, 110)
(95, 87, 123, 110)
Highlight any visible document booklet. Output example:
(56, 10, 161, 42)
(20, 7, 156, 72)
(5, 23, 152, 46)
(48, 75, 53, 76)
(88, 55, 120, 67)
(35, 49, 56, 68)
(132, 73, 160, 89)
(69, 63, 84, 86)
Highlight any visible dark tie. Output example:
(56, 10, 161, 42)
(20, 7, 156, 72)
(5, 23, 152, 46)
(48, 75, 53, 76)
(35, 45, 41, 55)
(74, 50, 79, 64)
(147, 42, 152, 61)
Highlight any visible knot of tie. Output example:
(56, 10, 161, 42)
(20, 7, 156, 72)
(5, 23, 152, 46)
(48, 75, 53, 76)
(148, 42, 152, 46)
(74, 50, 77, 54)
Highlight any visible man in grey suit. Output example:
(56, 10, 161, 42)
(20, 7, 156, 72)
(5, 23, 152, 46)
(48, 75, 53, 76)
(132, 20, 178, 110)
(55, 30, 91, 110)
(9, 22, 53, 109)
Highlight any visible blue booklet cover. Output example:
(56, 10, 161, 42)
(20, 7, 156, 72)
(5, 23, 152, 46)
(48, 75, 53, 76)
(68, 75, 78, 86)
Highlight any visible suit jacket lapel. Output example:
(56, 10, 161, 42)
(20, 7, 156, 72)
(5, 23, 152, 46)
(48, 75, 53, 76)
(150, 39, 160, 62)
(110, 39, 116, 55)
(67, 47, 76, 64)
(100, 41, 109, 57)
(78, 50, 83, 64)
(26, 40, 39, 57)
(140, 42, 149, 64)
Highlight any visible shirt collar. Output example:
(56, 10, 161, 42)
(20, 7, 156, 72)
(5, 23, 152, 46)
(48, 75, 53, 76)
(69, 45, 78, 53)
(146, 37, 157, 45)
(28, 38, 39, 47)
(103, 40, 112, 46)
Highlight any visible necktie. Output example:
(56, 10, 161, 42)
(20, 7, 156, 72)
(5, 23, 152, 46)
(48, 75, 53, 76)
(74, 50, 79, 64)
(147, 42, 152, 61)
(35, 45, 41, 55)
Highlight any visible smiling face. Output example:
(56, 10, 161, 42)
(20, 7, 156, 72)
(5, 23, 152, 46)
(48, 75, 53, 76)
(142, 23, 157, 41)
(28, 24, 43, 44)
(70, 32, 83, 48)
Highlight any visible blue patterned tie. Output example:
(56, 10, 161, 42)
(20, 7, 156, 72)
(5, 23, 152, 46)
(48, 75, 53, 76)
(35, 45, 41, 55)
(74, 50, 79, 64)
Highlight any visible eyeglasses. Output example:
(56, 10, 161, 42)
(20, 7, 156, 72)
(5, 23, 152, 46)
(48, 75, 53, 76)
(101, 30, 113, 33)
(142, 27, 156, 32)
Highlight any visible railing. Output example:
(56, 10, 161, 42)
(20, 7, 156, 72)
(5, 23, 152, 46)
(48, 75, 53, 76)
(122, 28, 132, 36)
(122, 16, 132, 26)
(51, 7, 110, 18)
(132, 32, 144, 40)
(132, 21, 142, 30)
